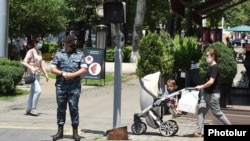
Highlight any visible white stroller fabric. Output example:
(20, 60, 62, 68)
(140, 71, 160, 99)
(140, 71, 160, 111)
(177, 89, 199, 114)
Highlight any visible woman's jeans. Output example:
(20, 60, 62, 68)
(195, 89, 231, 133)
(27, 74, 41, 110)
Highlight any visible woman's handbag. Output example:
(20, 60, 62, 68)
(24, 71, 35, 84)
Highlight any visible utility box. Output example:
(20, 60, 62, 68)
(103, 2, 126, 24)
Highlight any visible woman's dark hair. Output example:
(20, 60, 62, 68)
(30, 37, 42, 48)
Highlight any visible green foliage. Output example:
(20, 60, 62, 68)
(0, 73, 15, 96)
(223, 0, 250, 28)
(9, 0, 67, 37)
(198, 42, 237, 86)
(122, 46, 132, 62)
(0, 59, 24, 96)
(41, 42, 58, 54)
(136, 32, 174, 78)
(0, 88, 29, 101)
(105, 48, 115, 62)
(105, 46, 132, 62)
(144, 0, 171, 31)
(172, 35, 202, 72)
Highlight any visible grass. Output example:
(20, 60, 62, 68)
(42, 72, 137, 86)
(82, 73, 137, 86)
(0, 88, 29, 101)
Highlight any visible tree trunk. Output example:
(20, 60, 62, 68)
(131, 0, 146, 63)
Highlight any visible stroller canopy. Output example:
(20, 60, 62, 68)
(140, 71, 161, 111)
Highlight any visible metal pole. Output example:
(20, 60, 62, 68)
(96, 25, 107, 49)
(113, 23, 122, 128)
(0, 0, 9, 58)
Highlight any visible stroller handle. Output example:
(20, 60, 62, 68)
(185, 87, 197, 91)
(161, 87, 197, 101)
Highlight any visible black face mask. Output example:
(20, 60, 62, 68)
(70, 43, 78, 50)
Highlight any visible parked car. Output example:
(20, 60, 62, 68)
(231, 38, 241, 47)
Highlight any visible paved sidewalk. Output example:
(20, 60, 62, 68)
(0, 76, 202, 141)
(0, 62, 249, 141)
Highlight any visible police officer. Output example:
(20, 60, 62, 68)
(50, 34, 87, 141)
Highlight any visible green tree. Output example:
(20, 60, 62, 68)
(223, 0, 250, 28)
(9, 0, 66, 37)
(9, 0, 67, 38)
(144, 0, 171, 32)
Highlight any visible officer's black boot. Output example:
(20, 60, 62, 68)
(72, 126, 81, 141)
(52, 125, 63, 141)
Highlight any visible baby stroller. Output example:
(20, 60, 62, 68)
(131, 72, 199, 136)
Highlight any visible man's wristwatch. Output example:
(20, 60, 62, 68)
(60, 71, 65, 81)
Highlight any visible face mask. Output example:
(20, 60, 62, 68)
(37, 43, 43, 49)
(70, 43, 78, 50)
(206, 57, 212, 64)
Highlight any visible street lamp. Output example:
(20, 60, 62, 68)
(96, 2, 106, 49)
(96, 25, 107, 49)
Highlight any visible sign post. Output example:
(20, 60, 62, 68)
(113, 23, 122, 128)
(104, 1, 126, 129)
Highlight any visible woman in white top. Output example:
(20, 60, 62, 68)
(22, 37, 49, 116)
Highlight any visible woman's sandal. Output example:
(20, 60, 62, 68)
(174, 112, 182, 117)
(193, 132, 202, 137)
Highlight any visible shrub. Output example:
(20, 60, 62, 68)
(122, 46, 132, 62)
(172, 35, 202, 72)
(136, 32, 175, 78)
(105, 48, 115, 62)
(0, 67, 15, 96)
(198, 42, 237, 107)
(0, 59, 24, 96)
(198, 42, 237, 86)
(41, 42, 58, 54)
(105, 46, 132, 63)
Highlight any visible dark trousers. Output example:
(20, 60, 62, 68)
(244, 58, 250, 87)
(56, 86, 81, 127)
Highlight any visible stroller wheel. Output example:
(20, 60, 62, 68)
(168, 120, 179, 135)
(159, 120, 178, 136)
(131, 122, 147, 135)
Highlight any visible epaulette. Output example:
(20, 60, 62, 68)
(76, 49, 83, 53)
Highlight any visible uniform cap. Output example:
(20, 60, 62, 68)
(64, 35, 77, 43)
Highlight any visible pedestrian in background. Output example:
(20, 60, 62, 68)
(22, 37, 49, 116)
(244, 51, 250, 88)
(193, 48, 231, 137)
(50, 34, 87, 141)
(11, 36, 23, 61)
